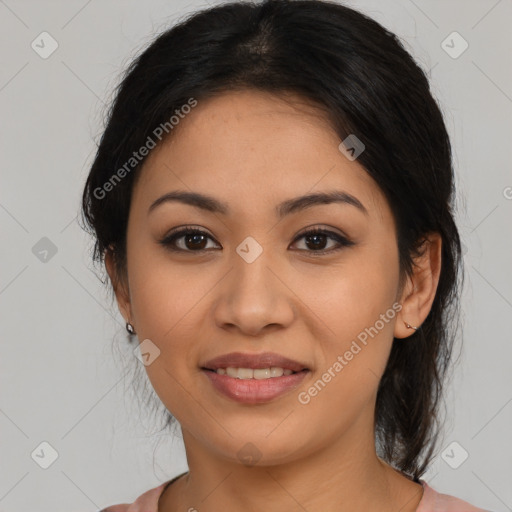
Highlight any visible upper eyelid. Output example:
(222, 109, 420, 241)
(162, 225, 347, 240)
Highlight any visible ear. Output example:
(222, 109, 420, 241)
(104, 247, 133, 326)
(394, 233, 442, 339)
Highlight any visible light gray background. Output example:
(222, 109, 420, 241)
(1, 0, 511, 510)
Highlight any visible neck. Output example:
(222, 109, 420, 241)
(159, 416, 423, 512)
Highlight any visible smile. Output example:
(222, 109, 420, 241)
(215, 367, 295, 379)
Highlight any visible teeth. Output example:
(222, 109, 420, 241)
(226, 367, 238, 378)
(254, 368, 271, 379)
(237, 368, 253, 379)
(217, 367, 295, 379)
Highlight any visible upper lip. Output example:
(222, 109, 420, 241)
(201, 352, 309, 372)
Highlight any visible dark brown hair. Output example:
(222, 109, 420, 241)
(80, 0, 463, 480)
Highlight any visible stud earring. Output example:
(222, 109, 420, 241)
(404, 321, 419, 331)
(126, 322, 136, 335)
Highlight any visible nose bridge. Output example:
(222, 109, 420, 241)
(231, 235, 279, 303)
(213, 235, 294, 334)
(237, 237, 275, 293)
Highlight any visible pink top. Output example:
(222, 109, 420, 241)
(99, 475, 491, 512)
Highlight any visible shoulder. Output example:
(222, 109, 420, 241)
(417, 480, 492, 512)
(98, 473, 187, 512)
(98, 481, 167, 512)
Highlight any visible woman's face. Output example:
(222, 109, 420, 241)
(109, 89, 413, 465)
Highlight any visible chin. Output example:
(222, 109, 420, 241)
(202, 429, 312, 467)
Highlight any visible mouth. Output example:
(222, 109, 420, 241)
(200, 352, 310, 404)
(202, 367, 302, 378)
(201, 351, 309, 373)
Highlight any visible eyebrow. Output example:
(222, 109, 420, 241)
(148, 189, 368, 218)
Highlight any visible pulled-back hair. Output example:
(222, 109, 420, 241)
(81, 0, 463, 480)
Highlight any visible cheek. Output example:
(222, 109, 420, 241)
(126, 251, 208, 392)
(294, 245, 399, 401)
(128, 262, 205, 420)
(128, 247, 205, 339)
(294, 304, 397, 429)
(293, 241, 400, 339)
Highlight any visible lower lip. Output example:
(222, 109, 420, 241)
(202, 369, 309, 404)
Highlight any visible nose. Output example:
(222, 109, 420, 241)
(212, 247, 296, 337)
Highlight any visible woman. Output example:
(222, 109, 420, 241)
(81, 0, 491, 510)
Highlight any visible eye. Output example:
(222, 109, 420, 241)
(159, 226, 220, 253)
(290, 227, 354, 255)
(158, 225, 354, 254)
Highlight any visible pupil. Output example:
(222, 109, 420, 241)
(306, 234, 326, 250)
(187, 234, 206, 249)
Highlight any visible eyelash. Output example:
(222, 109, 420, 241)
(158, 225, 354, 256)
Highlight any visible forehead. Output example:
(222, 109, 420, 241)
(133, 89, 386, 220)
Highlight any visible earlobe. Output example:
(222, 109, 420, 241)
(394, 233, 442, 339)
